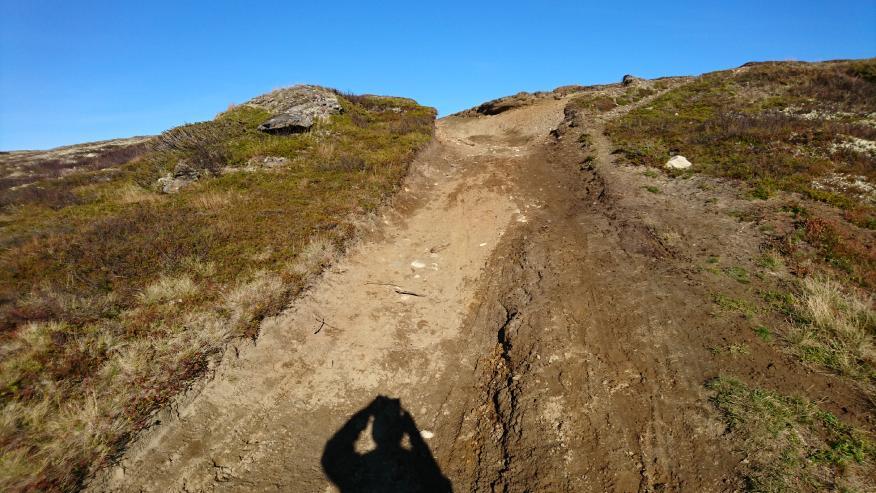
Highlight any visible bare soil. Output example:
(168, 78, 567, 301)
(88, 86, 873, 492)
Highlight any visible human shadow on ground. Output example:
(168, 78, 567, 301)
(321, 395, 453, 492)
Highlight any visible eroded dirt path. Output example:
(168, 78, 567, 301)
(92, 85, 867, 492)
(91, 97, 570, 492)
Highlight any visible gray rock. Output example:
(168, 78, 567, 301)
(243, 85, 342, 134)
(622, 74, 646, 86)
(258, 111, 314, 133)
(156, 159, 208, 193)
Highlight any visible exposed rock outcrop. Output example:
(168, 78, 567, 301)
(157, 159, 209, 193)
(244, 85, 342, 134)
(622, 74, 647, 86)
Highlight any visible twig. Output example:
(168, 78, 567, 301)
(394, 289, 425, 297)
(313, 315, 339, 334)
(364, 281, 426, 298)
(429, 243, 451, 254)
(365, 281, 402, 288)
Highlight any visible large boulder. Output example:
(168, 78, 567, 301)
(622, 74, 646, 86)
(258, 112, 314, 133)
(244, 85, 342, 134)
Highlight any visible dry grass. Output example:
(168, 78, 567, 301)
(289, 237, 338, 277)
(137, 275, 199, 305)
(789, 277, 875, 385)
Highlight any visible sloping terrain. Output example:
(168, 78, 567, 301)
(0, 87, 435, 491)
(2, 59, 875, 492)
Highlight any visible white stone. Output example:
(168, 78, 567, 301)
(665, 155, 692, 169)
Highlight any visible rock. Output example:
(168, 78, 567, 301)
(665, 155, 692, 170)
(258, 112, 314, 133)
(244, 85, 342, 134)
(156, 159, 207, 193)
(250, 156, 289, 168)
(622, 74, 646, 86)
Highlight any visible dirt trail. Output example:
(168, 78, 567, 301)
(90, 96, 570, 492)
(90, 86, 862, 492)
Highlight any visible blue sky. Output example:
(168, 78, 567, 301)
(1, 1, 874, 150)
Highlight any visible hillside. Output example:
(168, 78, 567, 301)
(0, 86, 436, 491)
(1, 59, 874, 492)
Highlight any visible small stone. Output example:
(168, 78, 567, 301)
(665, 155, 692, 169)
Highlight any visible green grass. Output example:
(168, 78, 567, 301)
(644, 185, 661, 194)
(0, 91, 436, 491)
(753, 326, 773, 342)
(725, 266, 752, 284)
(713, 293, 758, 318)
(707, 376, 875, 492)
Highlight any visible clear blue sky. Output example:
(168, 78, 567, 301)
(1, 1, 874, 150)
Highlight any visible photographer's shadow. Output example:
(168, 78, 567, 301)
(321, 395, 453, 492)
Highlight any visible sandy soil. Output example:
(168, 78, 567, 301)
(89, 86, 871, 492)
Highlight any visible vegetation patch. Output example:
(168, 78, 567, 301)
(788, 277, 875, 387)
(0, 90, 436, 491)
(707, 376, 875, 492)
(607, 59, 876, 289)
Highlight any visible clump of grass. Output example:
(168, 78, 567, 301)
(289, 237, 338, 277)
(138, 274, 199, 304)
(753, 326, 773, 342)
(757, 253, 782, 271)
(725, 266, 751, 284)
(713, 293, 758, 318)
(644, 185, 661, 194)
(707, 376, 875, 492)
(788, 276, 875, 384)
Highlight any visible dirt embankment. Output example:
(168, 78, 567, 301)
(89, 81, 872, 492)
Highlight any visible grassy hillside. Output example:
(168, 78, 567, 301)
(607, 60, 876, 289)
(0, 90, 435, 491)
(594, 61, 876, 490)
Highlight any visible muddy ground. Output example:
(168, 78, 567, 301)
(88, 84, 873, 492)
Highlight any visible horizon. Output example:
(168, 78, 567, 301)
(2, 0, 875, 151)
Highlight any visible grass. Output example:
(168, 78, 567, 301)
(0, 90, 436, 491)
(753, 326, 773, 342)
(606, 59, 876, 288)
(726, 266, 752, 284)
(707, 376, 875, 492)
(713, 293, 758, 319)
(788, 277, 875, 386)
(569, 86, 657, 114)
